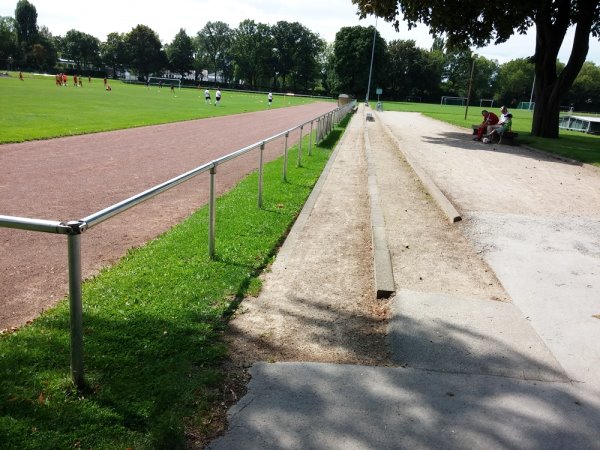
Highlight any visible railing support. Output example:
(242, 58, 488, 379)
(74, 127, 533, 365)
(67, 222, 84, 389)
(297, 126, 303, 167)
(283, 132, 289, 182)
(209, 166, 216, 259)
(308, 120, 313, 156)
(258, 142, 265, 208)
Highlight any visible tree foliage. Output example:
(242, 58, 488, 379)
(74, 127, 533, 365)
(166, 29, 194, 78)
(198, 21, 233, 83)
(101, 32, 127, 78)
(62, 29, 101, 71)
(231, 19, 273, 87)
(125, 24, 166, 80)
(331, 25, 387, 98)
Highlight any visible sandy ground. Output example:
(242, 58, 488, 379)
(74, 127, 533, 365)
(0, 103, 336, 331)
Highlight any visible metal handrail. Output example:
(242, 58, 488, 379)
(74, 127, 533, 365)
(0, 100, 356, 388)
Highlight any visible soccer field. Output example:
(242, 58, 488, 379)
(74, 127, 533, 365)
(0, 73, 320, 144)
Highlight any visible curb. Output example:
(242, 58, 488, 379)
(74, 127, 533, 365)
(364, 122, 396, 299)
(374, 111, 462, 224)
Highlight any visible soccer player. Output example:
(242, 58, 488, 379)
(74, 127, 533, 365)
(268, 92, 273, 108)
(215, 89, 221, 106)
(204, 89, 211, 104)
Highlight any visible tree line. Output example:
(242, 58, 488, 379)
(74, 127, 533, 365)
(1, 0, 599, 113)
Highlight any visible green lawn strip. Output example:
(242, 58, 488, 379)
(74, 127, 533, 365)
(0, 117, 349, 449)
(381, 102, 600, 167)
(0, 73, 320, 144)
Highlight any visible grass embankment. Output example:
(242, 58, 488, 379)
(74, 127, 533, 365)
(382, 102, 600, 167)
(0, 72, 318, 144)
(0, 118, 349, 449)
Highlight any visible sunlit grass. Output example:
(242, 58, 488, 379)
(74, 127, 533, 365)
(0, 72, 319, 144)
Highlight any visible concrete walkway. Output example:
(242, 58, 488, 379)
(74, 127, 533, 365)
(208, 106, 600, 449)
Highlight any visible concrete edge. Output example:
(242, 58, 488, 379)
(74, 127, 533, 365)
(374, 111, 462, 224)
(274, 111, 353, 262)
(364, 123, 396, 299)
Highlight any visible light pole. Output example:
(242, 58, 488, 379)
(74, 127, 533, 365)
(365, 17, 378, 106)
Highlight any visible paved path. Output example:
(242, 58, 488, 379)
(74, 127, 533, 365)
(209, 107, 600, 449)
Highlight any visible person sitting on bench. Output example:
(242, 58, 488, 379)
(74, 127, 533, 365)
(474, 110, 499, 141)
(486, 113, 513, 142)
(487, 105, 510, 135)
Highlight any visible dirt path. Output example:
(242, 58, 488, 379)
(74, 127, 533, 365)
(0, 103, 336, 331)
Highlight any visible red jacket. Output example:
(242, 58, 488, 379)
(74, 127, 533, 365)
(483, 112, 499, 125)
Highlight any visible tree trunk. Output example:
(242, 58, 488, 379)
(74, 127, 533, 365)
(532, 81, 561, 137)
(531, 0, 595, 137)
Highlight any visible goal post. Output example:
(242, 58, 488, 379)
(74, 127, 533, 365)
(147, 77, 181, 89)
(479, 99, 494, 107)
(516, 101, 535, 110)
(441, 96, 467, 106)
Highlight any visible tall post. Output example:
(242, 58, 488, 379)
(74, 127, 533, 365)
(308, 120, 313, 156)
(365, 17, 378, 106)
(297, 125, 303, 167)
(258, 142, 264, 208)
(283, 131, 289, 182)
(67, 225, 84, 389)
(209, 166, 216, 259)
(464, 55, 476, 120)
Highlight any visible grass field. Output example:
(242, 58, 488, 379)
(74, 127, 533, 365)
(0, 116, 349, 448)
(0, 72, 321, 144)
(381, 101, 600, 167)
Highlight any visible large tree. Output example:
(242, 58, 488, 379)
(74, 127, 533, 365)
(14, 0, 38, 66)
(231, 19, 274, 88)
(352, 0, 600, 138)
(198, 21, 232, 84)
(125, 24, 166, 80)
(166, 28, 194, 78)
(101, 32, 127, 78)
(331, 25, 387, 98)
(62, 29, 101, 71)
(387, 39, 444, 101)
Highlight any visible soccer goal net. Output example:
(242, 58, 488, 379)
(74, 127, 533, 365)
(441, 96, 467, 106)
(147, 77, 181, 89)
(516, 101, 535, 110)
(406, 96, 422, 102)
(479, 99, 494, 107)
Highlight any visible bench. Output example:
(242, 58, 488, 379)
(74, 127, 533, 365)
(472, 125, 519, 145)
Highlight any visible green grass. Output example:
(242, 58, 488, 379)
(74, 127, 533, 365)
(381, 101, 600, 166)
(0, 72, 318, 144)
(0, 117, 349, 449)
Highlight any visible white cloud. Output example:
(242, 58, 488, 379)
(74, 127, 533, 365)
(1, 0, 598, 64)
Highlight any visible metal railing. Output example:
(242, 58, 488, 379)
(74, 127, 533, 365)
(0, 100, 356, 388)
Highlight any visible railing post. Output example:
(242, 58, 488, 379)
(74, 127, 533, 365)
(67, 222, 84, 389)
(283, 131, 289, 182)
(209, 166, 216, 259)
(297, 125, 303, 167)
(258, 142, 265, 208)
(308, 120, 313, 156)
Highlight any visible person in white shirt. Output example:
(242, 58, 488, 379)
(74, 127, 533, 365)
(215, 89, 222, 106)
(268, 92, 273, 108)
(204, 89, 211, 104)
(487, 105, 510, 135)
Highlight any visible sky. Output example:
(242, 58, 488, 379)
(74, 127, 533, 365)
(1, 0, 599, 65)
